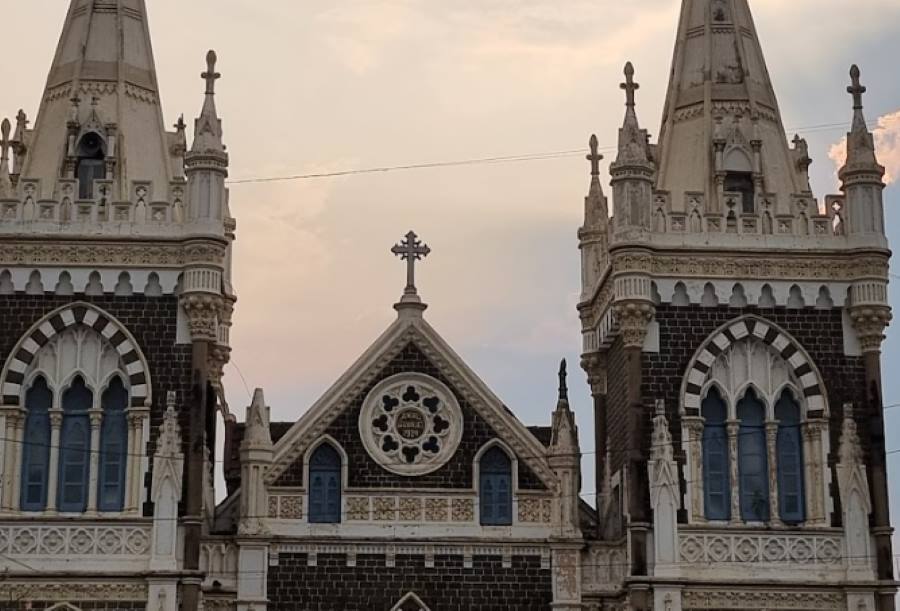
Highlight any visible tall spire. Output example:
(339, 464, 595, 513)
(21, 0, 174, 198)
(655, 0, 807, 217)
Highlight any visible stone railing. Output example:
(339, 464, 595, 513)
(201, 539, 239, 589)
(678, 529, 842, 568)
(0, 520, 152, 571)
(582, 541, 627, 593)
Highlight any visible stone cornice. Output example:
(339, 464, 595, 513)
(0, 237, 227, 268)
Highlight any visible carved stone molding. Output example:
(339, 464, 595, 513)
(682, 589, 843, 610)
(0, 522, 151, 557)
(612, 300, 655, 348)
(849, 305, 892, 352)
(679, 530, 842, 567)
(580, 351, 608, 396)
(180, 293, 224, 342)
(0, 240, 226, 268)
(0, 582, 147, 601)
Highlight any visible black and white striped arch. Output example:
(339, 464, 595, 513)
(1, 303, 151, 407)
(682, 316, 826, 416)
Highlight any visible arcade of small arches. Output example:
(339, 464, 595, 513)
(680, 317, 832, 527)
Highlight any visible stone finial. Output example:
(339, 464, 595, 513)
(848, 65, 866, 111)
(0, 119, 11, 192)
(587, 134, 602, 177)
(243, 388, 272, 448)
(202, 50, 221, 96)
(391, 230, 431, 313)
(621, 62, 639, 108)
(558, 358, 569, 403)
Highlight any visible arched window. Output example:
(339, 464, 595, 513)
(479, 446, 512, 526)
(701, 387, 730, 521)
(308, 443, 341, 523)
(737, 389, 769, 521)
(98, 376, 128, 511)
(21, 377, 52, 511)
(776, 391, 805, 524)
(58, 376, 92, 512)
(76, 132, 106, 200)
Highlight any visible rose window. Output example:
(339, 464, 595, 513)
(359, 373, 463, 476)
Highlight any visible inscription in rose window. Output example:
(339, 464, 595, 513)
(359, 373, 463, 476)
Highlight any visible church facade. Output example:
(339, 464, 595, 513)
(0, 1, 895, 611)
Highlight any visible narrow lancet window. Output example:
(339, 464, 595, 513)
(737, 389, 769, 521)
(308, 443, 341, 523)
(479, 446, 513, 525)
(702, 387, 730, 521)
(21, 377, 52, 511)
(776, 391, 805, 524)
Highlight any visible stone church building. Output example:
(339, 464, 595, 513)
(0, 0, 894, 610)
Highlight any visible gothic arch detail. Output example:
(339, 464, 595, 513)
(391, 592, 431, 611)
(680, 316, 826, 416)
(1, 302, 151, 407)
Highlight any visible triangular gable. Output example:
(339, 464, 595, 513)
(266, 314, 556, 489)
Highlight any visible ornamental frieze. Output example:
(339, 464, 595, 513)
(0, 240, 226, 268)
(610, 252, 890, 282)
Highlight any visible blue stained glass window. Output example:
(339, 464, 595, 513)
(308, 444, 341, 523)
(58, 376, 92, 513)
(479, 446, 512, 525)
(701, 387, 730, 521)
(21, 377, 52, 511)
(98, 376, 128, 512)
(737, 389, 769, 522)
(776, 391, 805, 524)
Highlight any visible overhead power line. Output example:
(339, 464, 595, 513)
(225, 116, 884, 185)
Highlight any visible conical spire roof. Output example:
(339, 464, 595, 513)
(22, 0, 176, 198)
(655, 0, 809, 214)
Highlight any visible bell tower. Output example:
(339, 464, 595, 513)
(0, 1, 235, 609)
(579, 1, 892, 610)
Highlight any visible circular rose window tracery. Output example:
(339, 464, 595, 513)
(359, 373, 463, 476)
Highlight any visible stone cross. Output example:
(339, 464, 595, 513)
(587, 134, 602, 177)
(391, 231, 430, 299)
(848, 64, 866, 110)
(202, 50, 221, 95)
(621, 61, 639, 108)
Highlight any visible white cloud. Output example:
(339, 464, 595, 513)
(828, 110, 900, 185)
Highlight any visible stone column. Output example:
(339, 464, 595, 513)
(613, 298, 654, 580)
(45, 409, 63, 513)
(849, 304, 893, 611)
(727, 421, 740, 523)
(180, 292, 222, 611)
(802, 419, 828, 527)
(11, 411, 24, 510)
(1, 408, 22, 511)
(581, 351, 607, 537)
(86, 409, 103, 514)
(765, 421, 781, 525)
(682, 417, 705, 523)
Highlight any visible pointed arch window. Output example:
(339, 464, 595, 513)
(737, 389, 769, 522)
(479, 446, 512, 526)
(21, 377, 52, 511)
(776, 391, 805, 524)
(308, 444, 341, 523)
(701, 387, 730, 521)
(58, 376, 92, 512)
(98, 376, 128, 511)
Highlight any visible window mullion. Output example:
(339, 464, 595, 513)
(726, 420, 741, 525)
(46, 409, 64, 513)
(766, 421, 782, 526)
(86, 409, 103, 514)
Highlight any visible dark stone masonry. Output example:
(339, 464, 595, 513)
(267, 553, 553, 611)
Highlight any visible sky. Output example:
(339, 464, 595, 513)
(2, 0, 900, 533)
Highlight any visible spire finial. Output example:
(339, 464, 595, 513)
(202, 50, 221, 95)
(621, 62, 639, 108)
(391, 230, 431, 312)
(587, 134, 602, 177)
(557, 359, 569, 402)
(848, 65, 866, 111)
(0, 119, 11, 190)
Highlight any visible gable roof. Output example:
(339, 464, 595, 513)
(265, 312, 556, 489)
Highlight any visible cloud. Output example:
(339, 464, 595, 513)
(828, 110, 900, 185)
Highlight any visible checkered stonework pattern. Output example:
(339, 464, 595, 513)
(682, 315, 825, 416)
(1, 302, 151, 407)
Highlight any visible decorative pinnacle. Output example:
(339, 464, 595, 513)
(0, 119, 10, 156)
(557, 359, 569, 402)
(175, 115, 187, 132)
(848, 64, 866, 111)
(391, 231, 431, 304)
(202, 50, 221, 95)
(587, 134, 602, 177)
(621, 61, 639, 108)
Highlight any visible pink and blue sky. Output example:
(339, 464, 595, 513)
(2, 1, 900, 521)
